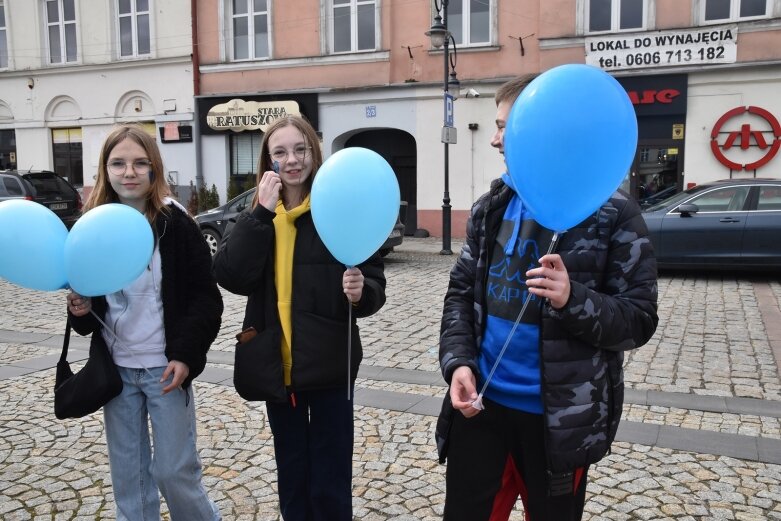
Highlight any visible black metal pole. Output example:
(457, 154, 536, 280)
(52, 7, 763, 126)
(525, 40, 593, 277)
(441, 1, 452, 255)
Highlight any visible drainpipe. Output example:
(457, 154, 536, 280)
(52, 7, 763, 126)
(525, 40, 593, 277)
(191, 0, 204, 191)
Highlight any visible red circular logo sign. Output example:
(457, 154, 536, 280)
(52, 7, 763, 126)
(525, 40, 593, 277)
(710, 106, 781, 171)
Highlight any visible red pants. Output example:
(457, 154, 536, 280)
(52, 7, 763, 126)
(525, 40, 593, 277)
(443, 398, 588, 521)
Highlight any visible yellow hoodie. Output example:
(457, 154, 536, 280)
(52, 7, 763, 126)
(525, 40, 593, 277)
(273, 194, 311, 386)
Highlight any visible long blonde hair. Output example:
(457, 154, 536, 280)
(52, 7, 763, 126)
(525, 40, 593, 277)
(251, 115, 323, 210)
(84, 124, 171, 223)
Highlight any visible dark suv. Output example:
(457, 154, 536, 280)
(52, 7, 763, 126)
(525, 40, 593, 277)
(0, 170, 82, 229)
(195, 188, 405, 257)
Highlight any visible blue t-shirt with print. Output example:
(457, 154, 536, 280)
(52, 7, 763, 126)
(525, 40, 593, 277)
(479, 185, 553, 414)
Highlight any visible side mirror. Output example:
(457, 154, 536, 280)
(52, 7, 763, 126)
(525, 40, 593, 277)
(677, 203, 699, 216)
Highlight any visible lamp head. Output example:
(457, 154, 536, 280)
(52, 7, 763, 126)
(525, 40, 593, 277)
(425, 15, 447, 49)
(448, 71, 461, 100)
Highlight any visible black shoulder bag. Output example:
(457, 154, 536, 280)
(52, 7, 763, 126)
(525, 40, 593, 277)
(54, 319, 123, 420)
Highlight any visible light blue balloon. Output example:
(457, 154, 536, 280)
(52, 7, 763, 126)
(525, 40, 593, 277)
(311, 147, 401, 267)
(0, 199, 68, 291)
(64, 203, 154, 297)
(504, 64, 638, 232)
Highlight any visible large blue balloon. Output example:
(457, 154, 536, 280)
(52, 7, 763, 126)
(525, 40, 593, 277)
(64, 203, 154, 297)
(311, 147, 401, 267)
(0, 200, 68, 291)
(504, 64, 638, 232)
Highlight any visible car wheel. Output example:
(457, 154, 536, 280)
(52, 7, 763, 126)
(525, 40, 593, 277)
(202, 228, 222, 256)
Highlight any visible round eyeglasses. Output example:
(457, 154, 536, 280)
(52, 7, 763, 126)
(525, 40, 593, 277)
(269, 145, 312, 163)
(107, 159, 153, 176)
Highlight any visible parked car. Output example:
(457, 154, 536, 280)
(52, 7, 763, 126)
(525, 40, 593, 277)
(0, 171, 37, 203)
(0, 170, 82, 229)
(641, 178, 781, 270)
(194, 188, 405, 257)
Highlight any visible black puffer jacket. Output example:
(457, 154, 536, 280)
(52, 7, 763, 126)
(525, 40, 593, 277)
(437, 179, 658, 472)
(69, 203, 223, 389)
(213, 204, 386, 399)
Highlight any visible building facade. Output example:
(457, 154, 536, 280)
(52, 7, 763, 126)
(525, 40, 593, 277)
(0, 0, 197, 201)
(2, 1, 780, 238)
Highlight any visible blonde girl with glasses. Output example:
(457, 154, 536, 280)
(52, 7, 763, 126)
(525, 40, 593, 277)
(214, 115, 387, 521)
(65, 124, 223, 520)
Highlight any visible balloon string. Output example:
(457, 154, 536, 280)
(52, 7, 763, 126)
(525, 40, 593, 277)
(90, 309, 156, 379)
(475, 232, 561, 403)
(347, 300, 353, 401)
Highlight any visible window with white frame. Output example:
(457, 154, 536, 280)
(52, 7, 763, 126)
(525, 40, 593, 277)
(331, 0, 376, 53)
(587, 0, 645, 33)
(231, 0, 269, 60)
(445, 0, 491, 46)
(701, 0, 768, 23)
(46, 0, 77, 64)
(118, 0, 150, 58)
(0, 0, 7, 69)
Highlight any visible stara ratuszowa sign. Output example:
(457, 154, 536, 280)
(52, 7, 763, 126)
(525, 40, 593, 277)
(206, 99, 301, 132)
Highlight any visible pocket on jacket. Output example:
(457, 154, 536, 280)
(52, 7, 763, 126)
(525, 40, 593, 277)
(233, 326, 287, 403)
(294, 311, 361, 389)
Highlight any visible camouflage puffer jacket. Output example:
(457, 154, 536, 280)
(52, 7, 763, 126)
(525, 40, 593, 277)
(437, 179, 658, 473)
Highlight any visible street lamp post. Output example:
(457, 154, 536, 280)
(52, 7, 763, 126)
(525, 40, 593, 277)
(426, 0, 459, 255)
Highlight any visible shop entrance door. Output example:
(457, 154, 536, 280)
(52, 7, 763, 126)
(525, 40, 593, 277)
(626, 141, 683, 205)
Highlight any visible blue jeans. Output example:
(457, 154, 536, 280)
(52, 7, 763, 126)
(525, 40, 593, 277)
(266, 387, 354, 521)
(103, 366, 220, 521)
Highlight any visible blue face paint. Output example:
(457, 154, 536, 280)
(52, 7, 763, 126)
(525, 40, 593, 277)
(273, 161, 280, 174)
(149, 170, 154, 183)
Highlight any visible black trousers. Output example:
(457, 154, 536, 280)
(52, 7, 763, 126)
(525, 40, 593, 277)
(444, 398, 588, 521)
(266, 387, 354, 521)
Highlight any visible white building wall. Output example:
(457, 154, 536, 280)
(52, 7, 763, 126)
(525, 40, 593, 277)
(317, 83, 508, 217)
(0, 0, 196, 199)
(685, 67, 781, 186)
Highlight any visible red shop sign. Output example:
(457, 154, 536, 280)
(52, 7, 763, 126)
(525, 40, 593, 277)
(710, 106, 781, 171)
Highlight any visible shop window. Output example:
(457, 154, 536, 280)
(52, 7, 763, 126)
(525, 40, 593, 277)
(231, 0, 269, 60)
(117, 0, 150, 58)
(45, 0, 78, 64)
(330, 0, 376, 53)
(230, 131, 262, 194)
(443, 0, 492, 46)
(700, 0, 768, 22)
(0, 0, 7, 69)
(52, 128, 83, 186)
(586, 0, 646, 33)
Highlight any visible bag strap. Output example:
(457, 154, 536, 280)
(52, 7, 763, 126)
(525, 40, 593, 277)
(59, 318, 72, 364)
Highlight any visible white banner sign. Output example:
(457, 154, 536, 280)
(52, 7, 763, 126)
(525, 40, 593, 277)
(585, 25, 737, 71)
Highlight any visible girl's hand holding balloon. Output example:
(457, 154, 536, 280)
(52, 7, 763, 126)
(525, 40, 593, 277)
(258, 170, 282, 211)
(342, 267, 364, 304)
(67, 291, 92, 317)
(525, 254, 571, 310)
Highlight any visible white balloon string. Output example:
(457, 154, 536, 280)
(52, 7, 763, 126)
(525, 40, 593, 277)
(473, 232, 561, 407)
(347, 300, 353, 401)
(89, 309, 156, 379)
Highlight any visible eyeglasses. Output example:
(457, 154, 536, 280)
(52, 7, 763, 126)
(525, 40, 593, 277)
(107, 159, 153, 176)
(270, 145, 312, 163)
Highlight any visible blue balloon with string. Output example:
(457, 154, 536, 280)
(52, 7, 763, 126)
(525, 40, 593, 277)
(0, 199, 68, 291)
(311, 147, 400, 267)
(64, 203, 154, 296)
(504, 64, 638, 232)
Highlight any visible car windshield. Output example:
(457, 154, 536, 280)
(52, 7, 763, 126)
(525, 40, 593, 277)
(643, 184, 711, 212)
(24, 174, 76, 197)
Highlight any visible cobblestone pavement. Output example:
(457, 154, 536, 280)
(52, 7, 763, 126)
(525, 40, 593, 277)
(1, 237, 781, 520)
